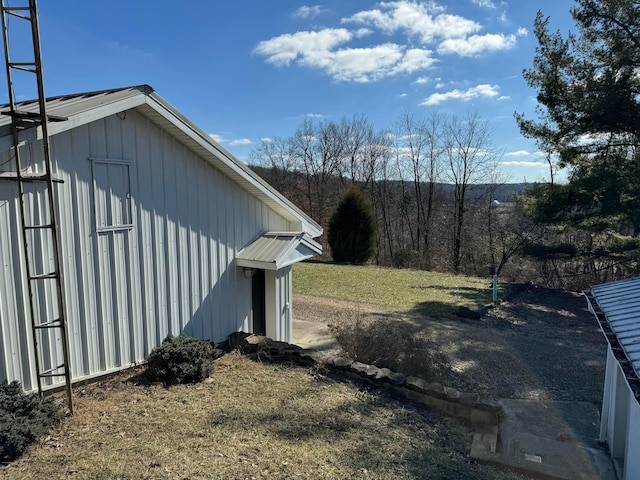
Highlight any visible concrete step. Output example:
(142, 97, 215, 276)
(471, 400, 616, 480)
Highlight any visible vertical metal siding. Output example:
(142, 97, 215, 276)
(0, 109, 292, 390)
(627, 400, 640, 479)
(277, 266, 293, 343)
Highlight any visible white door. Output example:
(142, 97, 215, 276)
(91, 158, 136, 370)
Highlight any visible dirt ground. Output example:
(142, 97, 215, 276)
(293, 287, 607, 404)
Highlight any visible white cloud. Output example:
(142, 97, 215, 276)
(420, 84, 500, 105)
(229, 138, 253, 146)
(413, 76, 430, 85)
(294, 5, 326, 19)
(517, 27, 528, 36)
(305, 113, 325, 118)
(505, 150, 531, 157)
(438, 33, 516, 56)
(256, 1, 520, 82)
(254, 28, 353, 66)
(343, 1, 480, 43)
(260, 137, 273, 143)
(472, 0, 497, 8)
(209, 133, 226, 143)
(398, 93, 408, 97)
(254, 28, 436, 82)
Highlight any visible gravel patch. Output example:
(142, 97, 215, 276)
(293, 287, 607, 404)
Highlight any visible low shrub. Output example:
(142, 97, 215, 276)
(0, 380, 59, 463)
(147, 335, 222, 385)
(331, 311, 453, 384)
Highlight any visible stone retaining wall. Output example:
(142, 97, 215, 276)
(227, 332, 502, 427)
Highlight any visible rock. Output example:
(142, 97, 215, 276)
(227, 332, 252, 350)
(375, 368, 392, 382)
(405, 376, 428, 392)
(365, 365, 381, 379)
(333, 357, 353, 369)
(388, 372, 405, 386)
(245, 335, 269, 346)
(351, 362, 369, 375)
(444, 387, 460, 401)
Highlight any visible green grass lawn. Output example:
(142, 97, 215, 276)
(293, 262, 498, 318)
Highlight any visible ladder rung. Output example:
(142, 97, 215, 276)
(0, 172, 64, 183)
(8, 62, 36, 67)
(1, 110, 68, 122)
(24, 223, 54, 230)
(29, 272, 58, 280)
(34, 319, 62, 329)
(39, 365, 67, 378)
(5, 12, 31, 21)
(40, 372, 67, 378)
(8, 64, 36, 73)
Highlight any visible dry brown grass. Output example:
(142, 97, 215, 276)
(0, 353, 525, 480)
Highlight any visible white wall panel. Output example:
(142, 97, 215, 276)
(625, 400, 640, 479)
(0, 108, 293, 390)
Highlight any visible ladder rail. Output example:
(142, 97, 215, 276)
(1, 0, 73, 413)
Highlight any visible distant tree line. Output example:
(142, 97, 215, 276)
(251, 110, 540, 281)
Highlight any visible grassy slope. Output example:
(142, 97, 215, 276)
(293, 262, 495, 318)
(0, 354, 522, 480)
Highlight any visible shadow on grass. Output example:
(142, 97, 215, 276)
(410, 283, 523, 319)
(324, 283, 605, 401)
(206, 378, 507, 480)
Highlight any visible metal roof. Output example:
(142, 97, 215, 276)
(0, 85, 152, 134)
(0, 85, 322, 238)
(585, 276, 640, 401)
(236, 232, 322, 270)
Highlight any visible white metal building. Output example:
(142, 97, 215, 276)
(585, 277, 640, 480)
(0, 85, 322, 392)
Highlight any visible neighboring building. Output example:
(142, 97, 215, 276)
(585, 277, 640, 480)
(0, 85, 322, 392)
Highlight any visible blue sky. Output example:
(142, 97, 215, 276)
(3, 1, 576, 183)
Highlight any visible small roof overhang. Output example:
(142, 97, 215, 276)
(236, 232, 322, 271)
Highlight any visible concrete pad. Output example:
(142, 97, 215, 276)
(292, 319, 345, 358)
(471, 400, 616, 480)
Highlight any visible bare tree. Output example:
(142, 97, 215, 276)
(393, 111, 444, 267)
(443, 112, 497, 274)
(333, 114, 391, 199)
(292, 118, 347, 222)
(251, 136, 297, 198)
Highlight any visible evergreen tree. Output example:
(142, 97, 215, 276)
(515, 1, 640, 270)
(328, 188, 376, 264)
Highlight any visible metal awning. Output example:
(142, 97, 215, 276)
(585, 276, 640, 401)
(236, 232, 322, 271)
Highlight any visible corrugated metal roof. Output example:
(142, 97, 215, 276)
(0, 85, 152, 135)
(586, 277, 640, 401)
(0, 85, 322, 238)
(236, 232, 322, 270)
